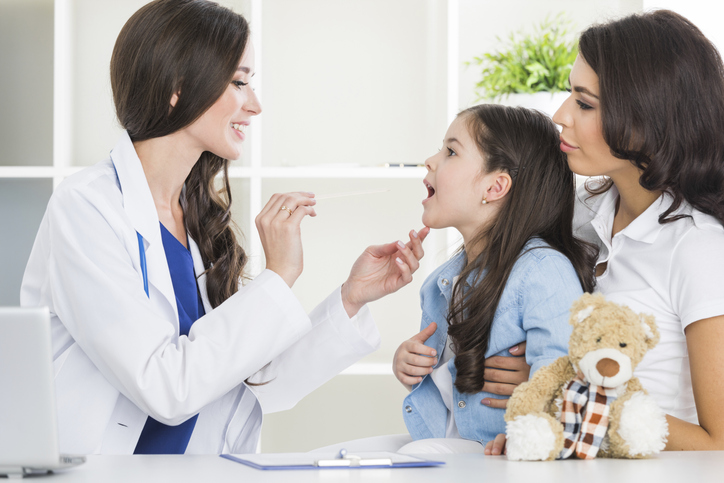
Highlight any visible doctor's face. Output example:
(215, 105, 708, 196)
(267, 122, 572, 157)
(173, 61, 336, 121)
(184, 42, 262, 160)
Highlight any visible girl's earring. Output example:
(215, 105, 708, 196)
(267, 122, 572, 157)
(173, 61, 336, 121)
(482, 197, 488, 205)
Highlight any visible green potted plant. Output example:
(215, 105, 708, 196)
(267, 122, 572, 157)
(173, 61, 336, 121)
(467, 14, 577, 116)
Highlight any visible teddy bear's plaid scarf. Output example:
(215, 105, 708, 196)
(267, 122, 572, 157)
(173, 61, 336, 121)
(558, 377, 618, 459)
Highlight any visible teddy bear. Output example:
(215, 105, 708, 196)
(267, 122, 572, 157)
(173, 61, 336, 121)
(504, 293, 669, 461)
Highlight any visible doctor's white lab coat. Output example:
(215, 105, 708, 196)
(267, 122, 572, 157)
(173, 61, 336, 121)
(20, 131, 381, 455)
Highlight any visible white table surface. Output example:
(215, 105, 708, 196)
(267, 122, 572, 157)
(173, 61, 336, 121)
(39, 452, 724, 482)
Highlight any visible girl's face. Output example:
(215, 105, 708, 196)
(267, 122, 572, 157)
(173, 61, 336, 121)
(183, 42, 262, 160)
(552, 55, 634, 179)
(422, 115, 498, 240)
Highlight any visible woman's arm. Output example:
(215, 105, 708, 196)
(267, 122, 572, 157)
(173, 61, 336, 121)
(38, 188, 316, 425)
(249, 228, 430, 412)
(666, 315, 724, 450)
(479, 342, 530, 409)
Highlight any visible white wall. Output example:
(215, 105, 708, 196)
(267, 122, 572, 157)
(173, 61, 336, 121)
(643, 1, 724, 52)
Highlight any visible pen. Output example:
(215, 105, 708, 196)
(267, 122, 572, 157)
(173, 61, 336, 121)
(384, 163, 424, 168)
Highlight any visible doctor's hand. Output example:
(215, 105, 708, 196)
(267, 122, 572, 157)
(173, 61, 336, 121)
(340, 226, 430, 317)
(480, 342, 530, 409)
(256, 192, 317, 288)
(393, 322, 438, 391)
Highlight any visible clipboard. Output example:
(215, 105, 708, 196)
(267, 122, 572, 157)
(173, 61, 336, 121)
(220, 452, 445, 470)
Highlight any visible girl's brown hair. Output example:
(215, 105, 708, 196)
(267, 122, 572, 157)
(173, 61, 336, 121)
(447, 104, 598, 394)
(579, 10, 724, 226)
(110, 0, 249, 307)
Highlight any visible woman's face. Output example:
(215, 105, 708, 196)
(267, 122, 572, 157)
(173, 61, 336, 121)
(422, 115, 496, 240)
(183, 42, 262, 160)
(552, 55, 633, 179)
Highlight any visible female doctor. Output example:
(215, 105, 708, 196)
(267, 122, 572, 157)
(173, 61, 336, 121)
(20, 0, 428, 455)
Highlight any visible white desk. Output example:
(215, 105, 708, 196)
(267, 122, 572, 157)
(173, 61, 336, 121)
(39, 452, 724, 482)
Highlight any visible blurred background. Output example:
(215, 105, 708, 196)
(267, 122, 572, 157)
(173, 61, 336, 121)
(1, 0, 719, 452)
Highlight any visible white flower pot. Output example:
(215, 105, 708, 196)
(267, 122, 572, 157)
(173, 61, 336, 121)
(492, 91, 569, 118)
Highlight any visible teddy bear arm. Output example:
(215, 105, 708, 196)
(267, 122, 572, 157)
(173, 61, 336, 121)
(605, 378, 668, 458)
(505, 356, 574, 421)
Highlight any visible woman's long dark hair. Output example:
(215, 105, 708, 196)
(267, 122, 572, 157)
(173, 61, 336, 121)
(448, 104, 598, 394)
(578, 9, 724, 226)
(110, 0, 248, 308)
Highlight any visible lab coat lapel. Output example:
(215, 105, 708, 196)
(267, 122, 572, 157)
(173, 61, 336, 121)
(189, 236, 212, 315)
(109, 131, 179, 331)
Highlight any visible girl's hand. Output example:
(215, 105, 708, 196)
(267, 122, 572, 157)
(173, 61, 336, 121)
(484, 434, 507, 456)
(480, 342, 530, 409)
(255, 192, 317, 288)
(341, 227, 430, 317)
(393, 323, 438, 390)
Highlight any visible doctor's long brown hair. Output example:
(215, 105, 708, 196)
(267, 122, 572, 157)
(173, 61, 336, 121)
(447, 105, 598, 394)
(111, 0, 248, 308)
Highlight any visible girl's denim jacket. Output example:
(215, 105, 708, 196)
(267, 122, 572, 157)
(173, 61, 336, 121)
(402, 238, 582, 444)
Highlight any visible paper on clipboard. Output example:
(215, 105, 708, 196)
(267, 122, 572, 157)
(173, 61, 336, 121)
(220, 452, 445, 470)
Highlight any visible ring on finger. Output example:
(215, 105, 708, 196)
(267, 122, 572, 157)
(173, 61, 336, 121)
(279, 205, 293, 216)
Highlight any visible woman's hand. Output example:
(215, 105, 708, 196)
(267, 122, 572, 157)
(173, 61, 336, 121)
(484, 434, 507, 456)
(480, 342, 530, 409)
(340, 227, 429, 317)
(255, 192, 317, 288)
(393, 323, 438, 390)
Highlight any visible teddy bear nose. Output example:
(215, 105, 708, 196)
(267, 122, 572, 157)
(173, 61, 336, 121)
(596, 358, 620, 377)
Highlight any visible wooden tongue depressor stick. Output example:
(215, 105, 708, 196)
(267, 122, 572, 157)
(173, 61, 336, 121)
(314, 189, 390, 200)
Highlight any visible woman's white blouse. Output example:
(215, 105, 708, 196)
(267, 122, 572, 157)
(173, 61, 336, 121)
(573, 184, 724, 424)
(20, 131, 381, 454)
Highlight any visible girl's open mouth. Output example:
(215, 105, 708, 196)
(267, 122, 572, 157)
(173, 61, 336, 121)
(423, 180, 435, 203)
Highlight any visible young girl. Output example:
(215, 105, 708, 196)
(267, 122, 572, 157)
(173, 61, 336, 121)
(392, 104, 597, 453)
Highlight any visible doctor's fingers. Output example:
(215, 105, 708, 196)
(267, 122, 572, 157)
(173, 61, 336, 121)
(257, 192, 316, 224)
(394, 242, 419, 276)
(281, 204, 317, 225)
(405, 226, 430, 262)
(393, 255, 414, 286)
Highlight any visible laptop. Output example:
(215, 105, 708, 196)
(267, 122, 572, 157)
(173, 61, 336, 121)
(0, 307, 85, 477)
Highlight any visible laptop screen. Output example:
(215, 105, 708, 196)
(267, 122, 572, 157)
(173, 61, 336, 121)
(0, 307, 61, 469)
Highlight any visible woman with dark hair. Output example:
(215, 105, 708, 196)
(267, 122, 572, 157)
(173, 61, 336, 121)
(486, 9, 724, 455)
(20, 0, 427, 455)
(387, 104, 597, 453)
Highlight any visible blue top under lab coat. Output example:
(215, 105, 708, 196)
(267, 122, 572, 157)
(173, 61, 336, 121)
(134, 223, 205, 454)
(402, 238, 582, 444)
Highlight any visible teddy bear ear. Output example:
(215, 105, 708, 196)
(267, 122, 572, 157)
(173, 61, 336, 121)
(574, 305, 595, 325)
(569, 292, 604, 325)
(640, 314, 660, 349)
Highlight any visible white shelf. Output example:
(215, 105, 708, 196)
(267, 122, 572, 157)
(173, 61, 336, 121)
(0, 166, 81, 178)
(231, 166, 426, 179)
(0, 166, 427, 180)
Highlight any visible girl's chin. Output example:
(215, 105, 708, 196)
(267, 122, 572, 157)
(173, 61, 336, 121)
(421, 214, 445, 230)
